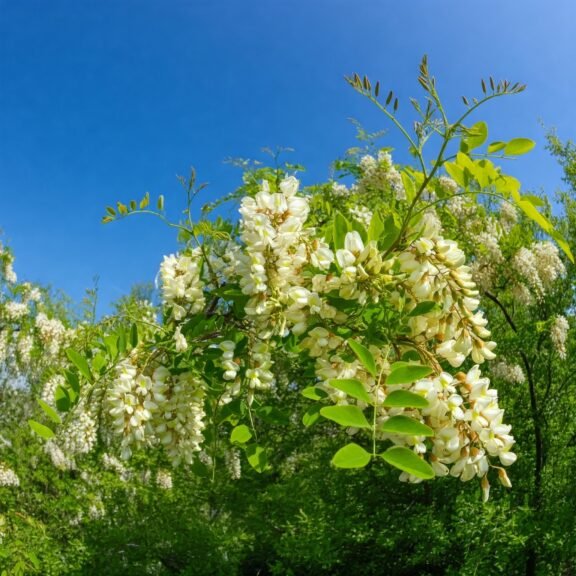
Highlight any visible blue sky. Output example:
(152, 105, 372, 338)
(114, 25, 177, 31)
(1, 0, 576, 314)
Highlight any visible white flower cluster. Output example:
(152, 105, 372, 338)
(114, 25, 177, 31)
(61, 411, 98, 455)
(0, 463, 20, 487)
(512, 242, 565, 301)
(399, 232, 496, 367)
(160, 250, 206, 320)
(225, 449, 242, 480)
(16, 334, 33, 364)
(550, 315, 569, 360)
(3, 301, 28, 321)
(35, 312, 70, 357)
(357, 152, 406, 200)
(105, 360, 206, 465)
(44, 441, 75, 471)
(0, 243, 17, 284)
(499, 202, 518, 233)
(490, 361, 525, 385)
(62, 174, 514, 492)
(102, 453, 131, 481)
(156, 469, 173, 490)
(349, 206, 373, 228)
(438, 176, 459, 197)
(398, 366, 516, 488)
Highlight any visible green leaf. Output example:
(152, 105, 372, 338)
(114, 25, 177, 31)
(348, 339, 377, 377)
(301, 386, 328, 401)
(28, 419, 55, 440)
(117, 328, 127, 355)
(64, 369, 80, 397)
(331, 443, 372, 469)
(462, 121, 488, 151)
(55, 386, 71, 412)
(230, 424, 252, 444)
(320, 405, 371, 428)
(380, 446, 435, 479)
(302, 404, 322, 427)
(333, 211, 351, 250)
(401, 350, 421, 362)
(368, 211, 384, 243)
(350, 219, 368, 244)
(407, 301, 438, 317)
(487, 141, 507, 154)
(245, 444, 269, 473)
(401, 172, 416, 202)
(444, 162, 466, 188)
(38, 399, 61, 424)
(104, 335, 118, 360)
(523, 194, 546, 207)
(549, 229, 574, 263)
(380, 216, 400, 251)
(515, 199, 552, 233)
(387, 363, 433, 385)
(92, 353, 107, 375)
(383, 390, 429, 409)
(130, 323, 139, 347)
(505, 138, 535, 156)
(328, 379, 372, 404)
(380, 415, 434, 436)
(65, 349, 93, 383)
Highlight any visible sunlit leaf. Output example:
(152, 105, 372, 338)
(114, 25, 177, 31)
(505, 138, 535, 156)
(383, 390, 429, 409)
(331, 443, 372, 469)
(380, 446, 435, 479)
(320, 405, 371, 428)
(348, 339, 377, 377)
(28, 420, 55, 440)
(230, 424, 252, 444)
(387, 363, 433, 385)
(328, 379, 372, 404)
(380, 415, 434, 436)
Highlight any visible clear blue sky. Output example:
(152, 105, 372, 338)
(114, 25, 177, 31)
(1, 0, 576, 314)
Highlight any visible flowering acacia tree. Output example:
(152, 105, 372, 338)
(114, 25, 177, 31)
(29, 58, 573, 502)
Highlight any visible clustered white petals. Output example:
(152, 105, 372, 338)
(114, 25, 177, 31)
(160, 250, 206, 319)
(551, 315, 569, 360)
(0, 463, 19, 487)
(390, 366, 516, 485)
(105, 359, 206, 465)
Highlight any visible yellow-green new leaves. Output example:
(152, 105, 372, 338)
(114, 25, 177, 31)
(101, 192, 164, 224)
(504, 138, 535, 155)
(443, 151, 574, 262)
(502, 177, 575, 263)
(460, 121, 488, 152)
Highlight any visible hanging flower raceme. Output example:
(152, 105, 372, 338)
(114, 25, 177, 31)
(39, 169, 519, 498)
